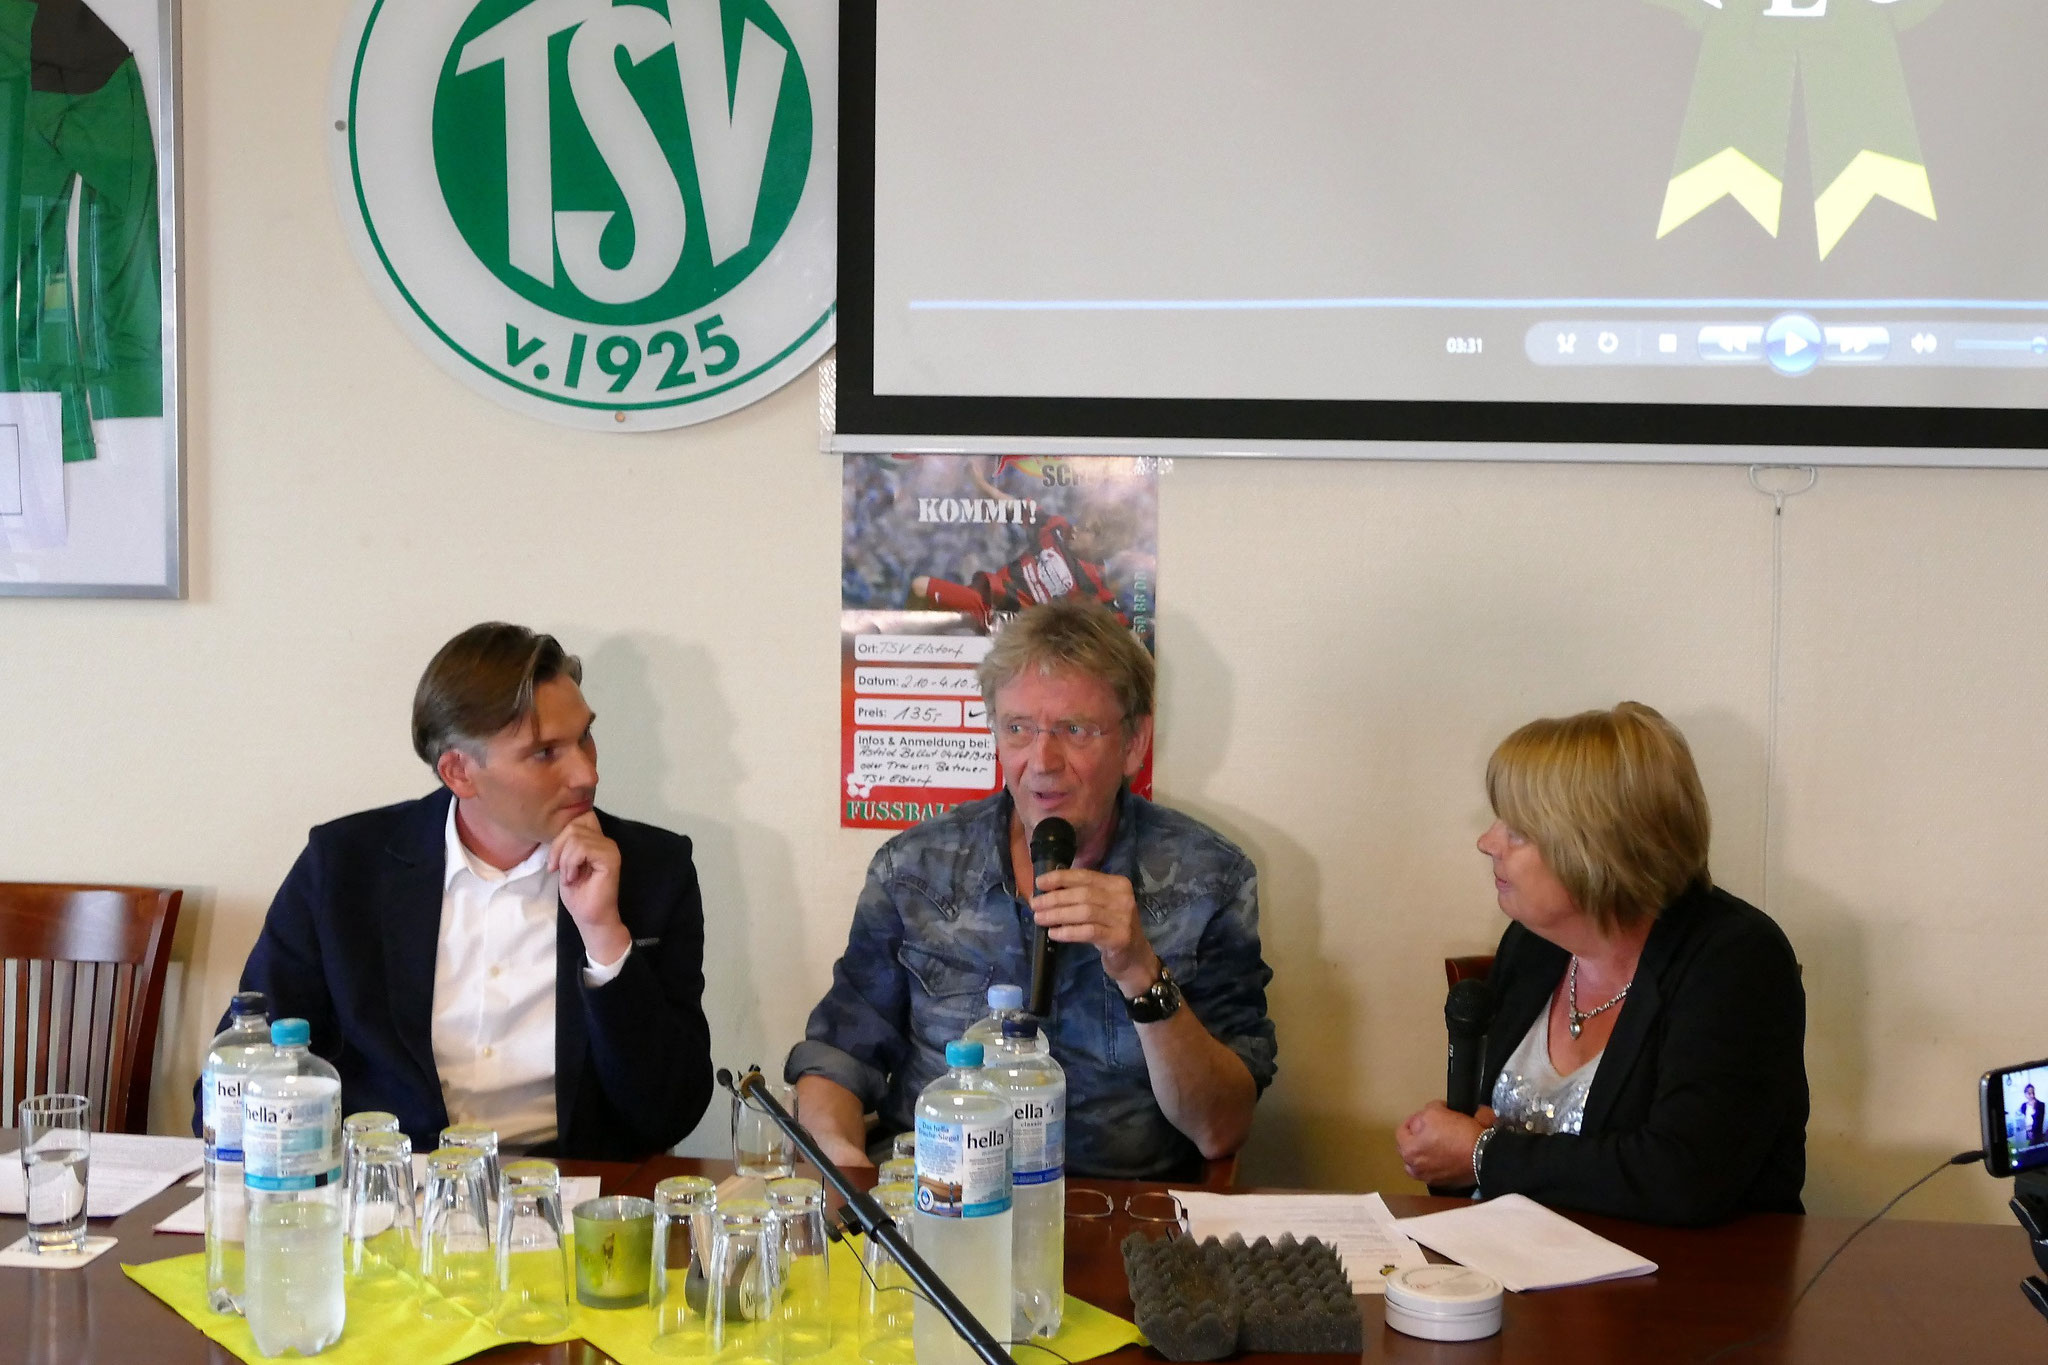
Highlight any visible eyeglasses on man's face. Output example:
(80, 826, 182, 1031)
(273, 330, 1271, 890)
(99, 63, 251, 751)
(994, 719, 1121, 749)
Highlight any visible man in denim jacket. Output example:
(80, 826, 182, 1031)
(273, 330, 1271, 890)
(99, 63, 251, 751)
(789, 600, 1277, 1180)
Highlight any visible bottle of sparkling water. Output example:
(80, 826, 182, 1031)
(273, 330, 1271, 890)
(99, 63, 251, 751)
(913, 1041, 1013, 1365)
(204, 991, 279, 1314)
(962, 984, 1044, 1056)
(242, 1019, 346, 1357)
(986, 1016, 1066, 1338)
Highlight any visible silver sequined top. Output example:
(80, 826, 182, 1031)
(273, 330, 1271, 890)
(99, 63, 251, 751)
(1488, 1009, 1603, 1135)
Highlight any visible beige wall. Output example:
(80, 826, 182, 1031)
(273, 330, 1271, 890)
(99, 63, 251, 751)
(2, 1, 2041, 1224)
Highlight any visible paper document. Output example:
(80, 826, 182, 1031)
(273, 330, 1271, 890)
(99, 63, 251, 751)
(0, 1132, 204, 1219)
(1396, 1193, 1657, 1292)
(1170, 1191, 1428, 1293)
(155, 1173, 603, 1234)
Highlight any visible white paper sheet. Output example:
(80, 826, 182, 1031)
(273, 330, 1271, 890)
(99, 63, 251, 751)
(1170, 1190, 1429, 1293)
(155, 1173, 604, 1235)
(0, 1132, 204, 1219)
(0, 393, 67, 550)
(1395, 1193, 1658, 1292)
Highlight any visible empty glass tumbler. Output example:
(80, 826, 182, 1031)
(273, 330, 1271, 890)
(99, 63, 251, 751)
(438, 1124, 501, 1218)
(341, 1111, 399, 1191)
(889, 1132, 915, 1162)
(343, 1130, 416, 1301)
(651, 1175, 718, 1356)
(858, 1183, 918, 1365)
(731, 1081, 796, 1181)
(709, 1198, 784, 1365)
(419, 1148, 497, 1319)
(495, 1160, 572, 1336)
(767, 1178, 832, 1359)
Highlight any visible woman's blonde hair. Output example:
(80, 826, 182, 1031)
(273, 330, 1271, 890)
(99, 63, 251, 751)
(1485, 701, 1711, 936)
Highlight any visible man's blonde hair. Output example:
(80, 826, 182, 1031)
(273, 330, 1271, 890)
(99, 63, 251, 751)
(1485, 701, 1711, 936)
(977, 598, 1153, 728)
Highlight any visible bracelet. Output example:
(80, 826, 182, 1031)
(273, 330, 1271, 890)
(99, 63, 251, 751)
(1471, 1126, 1497, 1192)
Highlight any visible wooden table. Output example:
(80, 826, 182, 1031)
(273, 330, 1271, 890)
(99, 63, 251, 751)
(3, 1147, 2044, 1364)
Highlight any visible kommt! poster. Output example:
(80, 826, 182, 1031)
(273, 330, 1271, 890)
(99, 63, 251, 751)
(840, 454, 1161, 830)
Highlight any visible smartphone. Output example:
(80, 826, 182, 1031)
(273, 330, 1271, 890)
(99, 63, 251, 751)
(1980, 1058, 2048, 1178)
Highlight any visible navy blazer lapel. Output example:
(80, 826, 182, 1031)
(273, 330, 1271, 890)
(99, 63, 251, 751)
(554, 900, 587, 1148)
(1578, 905, 1684, 1134)
(383, 789, 453, 1115)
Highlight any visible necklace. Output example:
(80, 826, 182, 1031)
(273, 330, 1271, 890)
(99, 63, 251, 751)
(1566, 958, 1631, 1040)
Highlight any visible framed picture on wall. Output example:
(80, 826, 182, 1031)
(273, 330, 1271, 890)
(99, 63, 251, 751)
(0, 0, 181, 598)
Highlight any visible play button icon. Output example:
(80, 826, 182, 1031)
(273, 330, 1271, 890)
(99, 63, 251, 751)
(1765, 313, 1823, 376)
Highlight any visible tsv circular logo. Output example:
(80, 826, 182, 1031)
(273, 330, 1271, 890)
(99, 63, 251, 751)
(332, 0, 835, 430)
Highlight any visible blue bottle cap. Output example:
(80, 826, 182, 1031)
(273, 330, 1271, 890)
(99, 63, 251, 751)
(987, 984, 1024, 1011)
(946, 1040, 984, 1068)
(270, 1018, 311, 1047)
(230, 991, 267, 1017)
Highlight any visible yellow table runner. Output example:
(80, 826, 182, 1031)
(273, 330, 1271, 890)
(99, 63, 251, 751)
(124, 1238, 1144, 1365)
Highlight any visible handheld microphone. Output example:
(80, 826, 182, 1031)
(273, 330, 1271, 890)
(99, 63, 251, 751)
(1445, 978, 1497, 1116)
(1027, 817, 1076, 1018)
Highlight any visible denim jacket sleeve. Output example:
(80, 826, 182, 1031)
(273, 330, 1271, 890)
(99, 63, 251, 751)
(1183, 851, 1278, 1094)
(785, 842, 910, 1111)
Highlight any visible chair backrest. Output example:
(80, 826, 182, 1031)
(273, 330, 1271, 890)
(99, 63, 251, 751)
(1, 883, 183, 1134)
(1444, 954, 1495, 989)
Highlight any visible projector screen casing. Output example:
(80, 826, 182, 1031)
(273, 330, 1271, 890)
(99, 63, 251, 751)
(834, 1, 2048, 462)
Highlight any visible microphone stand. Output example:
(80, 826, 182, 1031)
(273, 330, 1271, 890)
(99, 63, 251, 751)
(723, 1068, 1015, 1365)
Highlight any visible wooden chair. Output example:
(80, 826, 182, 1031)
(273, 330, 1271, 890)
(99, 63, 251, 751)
(2, 883, 183, 1134)
(1444, 954, 1494, 988)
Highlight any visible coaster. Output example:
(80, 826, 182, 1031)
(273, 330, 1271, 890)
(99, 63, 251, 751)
(0, 1234, 119, 1268)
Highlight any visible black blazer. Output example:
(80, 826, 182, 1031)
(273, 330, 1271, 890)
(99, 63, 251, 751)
(193, 788, 713, 1161)
(1478, 882, 1808, 1226)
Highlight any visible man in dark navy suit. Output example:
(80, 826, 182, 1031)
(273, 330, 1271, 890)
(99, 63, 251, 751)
(195, 623, 712, 1160)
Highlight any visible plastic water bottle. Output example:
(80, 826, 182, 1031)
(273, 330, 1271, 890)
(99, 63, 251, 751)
(912, 1041, 1013, 1365)
(203, 991, 278, 1314)
(963, 984, 1044, 1055)
(242, 1019, 346, 1357)
(986, 1016, 1066, 1338)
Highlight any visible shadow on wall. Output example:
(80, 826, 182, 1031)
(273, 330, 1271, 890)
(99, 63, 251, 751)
(1151, 614, 1388, 1191)
(582, 633, 802, 1158)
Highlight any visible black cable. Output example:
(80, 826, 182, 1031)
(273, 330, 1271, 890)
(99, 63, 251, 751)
(1696, 1149, 1983, 1363)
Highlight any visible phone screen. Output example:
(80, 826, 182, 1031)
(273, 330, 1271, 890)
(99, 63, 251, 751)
(1986, 1060, 2048, 1177)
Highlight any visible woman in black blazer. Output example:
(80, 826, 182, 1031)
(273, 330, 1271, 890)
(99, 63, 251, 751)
(1395, 702, 1807, 1227)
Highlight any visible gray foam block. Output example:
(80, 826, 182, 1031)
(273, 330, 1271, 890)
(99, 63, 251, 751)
(1121, 1231, 1363, 1359)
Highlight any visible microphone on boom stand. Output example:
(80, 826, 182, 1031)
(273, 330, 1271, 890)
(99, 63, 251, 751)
(1027, 817, 1076, 1019)
(717, 1067, 1015, 1365)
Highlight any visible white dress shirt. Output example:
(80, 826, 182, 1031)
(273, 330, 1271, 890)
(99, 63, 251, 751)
(431, 803, 629, 1148)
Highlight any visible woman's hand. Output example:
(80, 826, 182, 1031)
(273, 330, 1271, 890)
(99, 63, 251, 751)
(1396, 1101, 1496, 1187)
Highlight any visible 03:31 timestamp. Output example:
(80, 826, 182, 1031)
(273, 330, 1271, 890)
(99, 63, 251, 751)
(1445, 336, 1484, 355)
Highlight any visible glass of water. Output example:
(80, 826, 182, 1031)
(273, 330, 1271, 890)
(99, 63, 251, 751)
(731, 1080, 795, 1180)
(18, 1095, 90, 1253)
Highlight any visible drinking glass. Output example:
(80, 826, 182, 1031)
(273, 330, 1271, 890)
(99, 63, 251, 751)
(767, 1178, 832, 1358)
(18, 1095, 90, 1253)
(419, 1148, 497, 1319)
(731, 1081, 796, 1181)
(496, 1160, 572, 1336)
(342, 1111, 399, 1190)
(889, 1132, 915, 1162)
(709, 1199, 784, 1365)
(574, 1195, 657, 1308)
(877, 1157, 914, 1188)
(343, 1129, 416, 1301)
(439, 1123, 501, 1219)
(858, 1183, 918, 1365)
(651, 1175, 718, 1356)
